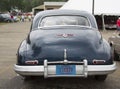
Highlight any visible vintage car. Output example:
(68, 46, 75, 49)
(108, 35, 120, 61)
(14, 10, 116, 81)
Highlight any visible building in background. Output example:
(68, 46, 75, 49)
(32, 2, 66, 15)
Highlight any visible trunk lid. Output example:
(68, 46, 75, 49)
(26, 27, 106, 64)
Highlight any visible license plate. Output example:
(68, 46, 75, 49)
(56, 65, 76, 75)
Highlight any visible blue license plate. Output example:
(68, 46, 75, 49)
(56, 65, 76, 75)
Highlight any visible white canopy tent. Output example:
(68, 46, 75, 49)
(61, 0, 120, 15)
(61, 0, 120, 30)
(61, 0, 93, 13)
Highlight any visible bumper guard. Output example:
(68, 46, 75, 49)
(44, 59, 88, 78)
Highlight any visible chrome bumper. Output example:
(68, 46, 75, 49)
(14, 60, 117, 78)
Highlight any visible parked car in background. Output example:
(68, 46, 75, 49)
(14, 10, 116, 81)
(108, 35, 120, 61)
(0, 13, 11, 22)
(0, 13, 13, 22)
(13, 15, 19, 22)
(0, 14, 6, 22)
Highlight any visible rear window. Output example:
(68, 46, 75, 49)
(39, 16, 90, 27)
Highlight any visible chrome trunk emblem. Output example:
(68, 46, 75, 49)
(63, 34, 68, 38)
(57, 34, 74, 38)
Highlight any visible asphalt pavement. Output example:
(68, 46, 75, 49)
(0, 22, 120, 89)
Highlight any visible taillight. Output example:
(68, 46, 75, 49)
(25, 60, 38, 65)
(93, 59, 106, 64)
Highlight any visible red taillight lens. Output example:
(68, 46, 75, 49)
(93, 59, 105, 64)
(25, 60, 38, 65)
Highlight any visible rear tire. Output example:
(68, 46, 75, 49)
(95, 75, 107, 81)
(22, 76, 32, 81)
(114, 50, 119, 61)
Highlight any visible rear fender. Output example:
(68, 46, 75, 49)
(17, 40, 29, 64)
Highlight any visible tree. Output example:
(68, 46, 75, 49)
(45, 0, 67, 1)
(0, 0, 66, 12)
(0, 0, 23, 12)
(22, 0, 43, 12)
(0, 0, 43, 12)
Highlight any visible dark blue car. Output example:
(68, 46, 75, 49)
(14, 10, 116, 81)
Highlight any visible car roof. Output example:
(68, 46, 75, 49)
(32, 9, 98, 29)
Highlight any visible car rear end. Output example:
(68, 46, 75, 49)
(14, 10, 117, 81)
(14, 28, 116, 80)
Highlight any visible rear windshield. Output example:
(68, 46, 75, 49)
(39, 16, 90, 27)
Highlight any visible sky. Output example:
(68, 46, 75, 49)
(61, 0, 120, 15)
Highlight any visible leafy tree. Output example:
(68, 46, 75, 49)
(0, 0, 23, 12)
(0, 0, 66, 12)
(22, 0, 43, 12)
(45, 0, 68, 1)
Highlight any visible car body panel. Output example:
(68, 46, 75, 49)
(18, 28, 112, 65)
